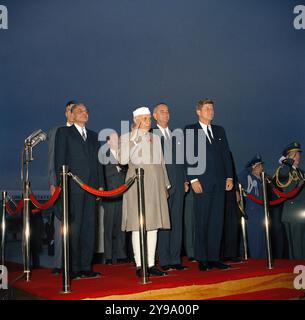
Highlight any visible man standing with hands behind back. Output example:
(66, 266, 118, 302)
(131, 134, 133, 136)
(55, 103, 105, 280)
(185, 99, 234, 271)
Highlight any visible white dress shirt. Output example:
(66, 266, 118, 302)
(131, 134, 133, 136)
(74, 123, 87, 140)
(199, 121, 214, 144)
(157, 124, 171, 139)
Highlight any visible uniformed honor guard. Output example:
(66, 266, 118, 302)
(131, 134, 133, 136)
(276, 142, 305, 259)
(238, 154, 267, 258)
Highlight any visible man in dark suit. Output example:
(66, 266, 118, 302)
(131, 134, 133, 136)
(47, 100, 76, 275)
(55, 103, 105, 279)
(153, 103, 189, 271)
(185, 98, 234, 271)
(101, 133, 128, 264)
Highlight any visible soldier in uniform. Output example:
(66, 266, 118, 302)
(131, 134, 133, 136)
(238, 154, 267, 258)
(276, 142, 305, 259)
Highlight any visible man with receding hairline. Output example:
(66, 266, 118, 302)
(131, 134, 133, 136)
(55, 103, 105, 280)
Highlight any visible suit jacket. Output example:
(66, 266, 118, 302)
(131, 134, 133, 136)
(184, 122, 233, 191)
(102, 149, 127, 192)
(152, 127, 186, 192)
(55, 124, 105, 194)
(47, 125, 60, 187)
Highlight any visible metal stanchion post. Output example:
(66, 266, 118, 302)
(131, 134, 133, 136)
(238, 184, 248, 261)
(262, 171, 273, 269)
(61, 165, 71, 293)
(23, 176, 31, 282)
(136, 168, 149, 284)
(1, 191, 7, 267)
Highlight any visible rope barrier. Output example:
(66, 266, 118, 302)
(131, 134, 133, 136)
(29, 186, 61, 210)
(68, 172, 136, 197)
(5, 199, 24, 216)
(271, 185, 302, 199)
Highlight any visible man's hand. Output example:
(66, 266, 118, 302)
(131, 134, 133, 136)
(184, 182, 190, 193)
(50, 185, 56, 196)
(130, 121, 142, 141)
(191, 180, 203, 194)
(225, 178, 234, 191)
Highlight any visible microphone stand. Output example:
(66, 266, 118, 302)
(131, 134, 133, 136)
(21, 141, 33, 282)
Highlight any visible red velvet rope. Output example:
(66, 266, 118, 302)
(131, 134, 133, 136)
(80, 183, 129, 197)
(246, 193, 287, 206)
(30, 186, 61, 210)
(272, 186, 301, 199)
(5, 200, 24, 216)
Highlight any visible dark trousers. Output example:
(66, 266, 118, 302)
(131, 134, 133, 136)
(103, 197, 126, 262)
(270, 205, 289, 259)
(157, 187, 184, 266)
(183, 190, 195, 258)
(70, 192, 97, 273)
(194, 188, 225, 262)
(221, 190, 240, 259)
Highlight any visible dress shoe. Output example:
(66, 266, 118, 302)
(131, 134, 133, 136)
(70, 272, 82, 280)
(208, 261, 231, 270)
(161, 265, 174, 271)
(136, 268, 142, 278)
(80, 271, 102, 279)
(198, 262, 210, 271)
(148, 266, 168, 277)
(51, 268, 61, 275)
(172, 264, 188, 270)
(223, 257, 242, 263)
(188, 257, 197, 262)
(105, 259, 113, 265)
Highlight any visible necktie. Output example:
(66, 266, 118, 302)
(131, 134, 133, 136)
(81, 128, 87, 141)
(164, 129, 170, 140)
(207, 127, 213, 144)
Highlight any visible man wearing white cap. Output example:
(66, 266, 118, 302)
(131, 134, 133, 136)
(119, 106, 171, 277)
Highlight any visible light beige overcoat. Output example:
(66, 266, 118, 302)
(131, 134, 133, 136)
(119, 130, 171, 232)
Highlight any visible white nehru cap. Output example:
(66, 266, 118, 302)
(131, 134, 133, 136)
(133, 107, 151, 117)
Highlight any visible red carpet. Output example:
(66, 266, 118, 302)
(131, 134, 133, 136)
(6, 258, 305, 300)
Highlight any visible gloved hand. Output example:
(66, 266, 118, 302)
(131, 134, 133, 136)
(282, 158, 294, 167)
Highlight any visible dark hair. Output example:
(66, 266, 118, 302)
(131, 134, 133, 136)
(71, 103, 88, 113)
(153, 102, 169, 113)
(66, 100, 78, 108)
(196, 98, 214, 111)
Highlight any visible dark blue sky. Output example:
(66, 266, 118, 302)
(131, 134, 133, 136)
(1, 0, 304, 191)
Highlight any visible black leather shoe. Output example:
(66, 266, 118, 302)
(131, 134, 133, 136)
(188, 257, 197, 262)
(198, 262, 209, 271)
(209, 261, 231, 270)
(136, 268, 142, 278)
(105, 259, 113, 265)
(148, 266, 168, 276)
(51, 268, 61, 275)
(223, 257, 242, 263)
(161, 265, 174, 271)
(172, 264, 188, 270)
(80, 271, 102, 279)
(70, 272, 82, 280)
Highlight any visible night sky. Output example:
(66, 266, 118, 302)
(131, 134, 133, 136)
(1, 0, 304, 192)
